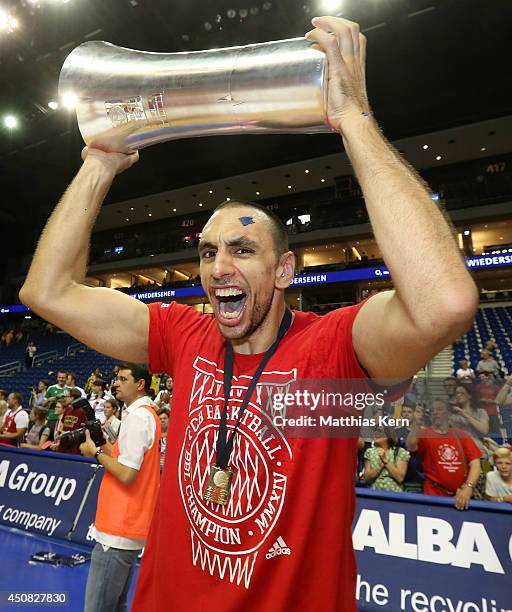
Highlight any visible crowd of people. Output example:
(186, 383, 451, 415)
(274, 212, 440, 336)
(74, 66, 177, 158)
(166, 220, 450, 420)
(0, 366, 173, 470)
(358, 369, 512, 507)
(1, 358, 511, 508)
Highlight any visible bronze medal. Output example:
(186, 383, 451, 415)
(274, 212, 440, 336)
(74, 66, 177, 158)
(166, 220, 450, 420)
(204, 465, 235, 506)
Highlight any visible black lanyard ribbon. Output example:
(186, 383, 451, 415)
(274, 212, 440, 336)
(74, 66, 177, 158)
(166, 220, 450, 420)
(215, 308, 293, 469)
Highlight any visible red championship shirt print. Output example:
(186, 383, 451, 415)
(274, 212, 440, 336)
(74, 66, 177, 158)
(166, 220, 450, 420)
(179, 355, 295, 587)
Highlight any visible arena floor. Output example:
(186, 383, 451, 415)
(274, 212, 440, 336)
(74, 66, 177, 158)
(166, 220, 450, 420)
(0, 525, 137, 611)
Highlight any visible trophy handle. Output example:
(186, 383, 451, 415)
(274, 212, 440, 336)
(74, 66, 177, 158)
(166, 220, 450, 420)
(58, 38, 332, 152)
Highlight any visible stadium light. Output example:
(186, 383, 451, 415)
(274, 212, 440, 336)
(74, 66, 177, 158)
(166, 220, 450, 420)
(0, 10, 19, 33)
(48, 101, 59, 110)
(3, 115, 18, 129)
(321, 0, 343, 12)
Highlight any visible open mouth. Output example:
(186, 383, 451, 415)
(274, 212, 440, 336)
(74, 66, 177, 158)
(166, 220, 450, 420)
(213, 287, 248, 324)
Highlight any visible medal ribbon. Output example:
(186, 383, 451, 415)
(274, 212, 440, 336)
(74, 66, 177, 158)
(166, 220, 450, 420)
(215, 308, 292, 470)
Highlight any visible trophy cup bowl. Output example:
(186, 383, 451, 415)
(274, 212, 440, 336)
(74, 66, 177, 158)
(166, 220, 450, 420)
(58, 37, 332, 152)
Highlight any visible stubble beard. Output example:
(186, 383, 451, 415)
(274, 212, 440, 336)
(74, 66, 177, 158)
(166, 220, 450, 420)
(220, 290, 274, 341)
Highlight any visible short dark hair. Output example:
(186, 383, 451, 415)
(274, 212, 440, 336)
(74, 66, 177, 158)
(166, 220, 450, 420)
(69, 388, 82, 400)
(92, 379, 106, 391)
(213, 199, 289, 257)
(67, 372, 77, 383)
(57, 369, 68, 375)
(9, 392, 22, 404)
(116, 362, 152, 393)
(104, 398, 119, 412)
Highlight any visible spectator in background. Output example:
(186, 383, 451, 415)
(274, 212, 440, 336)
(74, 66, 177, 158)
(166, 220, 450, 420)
(150, 373, 162, 398)
(29, 380, 49, 410)
(0, 390, 5, 402)
(396, 397, 424, 492)
(443, 376, 457, 406)
(413, 403, 427, 428)
(109, 365, 120, 395)
(0, 392, 29, 447)
(90, 380, 107, 423)
(155, 377, 173, 411)
(67, 372, 87, 398)
(57, 398, 88, 455)
(0, 399, 8, 429)
(45, 370, 71, 426)
(25, 340, 37, 368)
(476, 350, 500, 378)
(450, 383, 489, 456)
(86, 368, 104, 395)
(495, 374, 512, 407)
(362, 426, 409, 492)
(485, 447, 512, 502)
(407, 399, 481, 509)
(102, 399, 121, 444)
(395, 397, 415, 446)
(456, 359, 475, 381)
(21, 407, 50, 450)
(157, 408, 170, 471)
(48, 400, 67, 447)
(484, 339, 496, 354)
(476, 372, 501, 435)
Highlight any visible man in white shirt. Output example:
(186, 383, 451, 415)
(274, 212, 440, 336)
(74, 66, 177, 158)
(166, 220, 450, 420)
(66, 372, 87, 398)
(0, 392, 29, 446)
(455, 358, 475, 381)
(79, 363, 161, 612)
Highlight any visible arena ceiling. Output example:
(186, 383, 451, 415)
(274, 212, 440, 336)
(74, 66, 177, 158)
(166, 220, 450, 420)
(0, 0, 511, 258)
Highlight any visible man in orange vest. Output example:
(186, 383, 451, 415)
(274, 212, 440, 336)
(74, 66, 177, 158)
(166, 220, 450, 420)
(79, 362, 161, 612)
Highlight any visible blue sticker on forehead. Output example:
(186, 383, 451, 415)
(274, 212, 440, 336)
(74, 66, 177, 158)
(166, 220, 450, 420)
(239, 216, 255, 226)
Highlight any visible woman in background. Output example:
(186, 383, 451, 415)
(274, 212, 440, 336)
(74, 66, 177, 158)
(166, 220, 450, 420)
(21, 407, 50, 450)
(362, 426, 410, 492)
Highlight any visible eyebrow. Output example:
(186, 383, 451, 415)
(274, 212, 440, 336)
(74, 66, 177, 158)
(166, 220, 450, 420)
(198, 236, 260, 253)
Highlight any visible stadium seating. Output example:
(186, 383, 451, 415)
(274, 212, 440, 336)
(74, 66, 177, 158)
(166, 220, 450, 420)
(0, 331, 76, 366)
(453, 304, 512, 376)
(0, 332, 116, 405)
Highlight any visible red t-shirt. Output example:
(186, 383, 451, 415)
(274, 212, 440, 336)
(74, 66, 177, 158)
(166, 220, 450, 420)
(417, 428, 482, 496)
(58, 407, 87, 455)
(477, 383, 500, 416)
(132, 301, 370, 612)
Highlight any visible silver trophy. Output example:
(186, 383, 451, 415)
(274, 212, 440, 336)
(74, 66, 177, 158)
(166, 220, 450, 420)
(58, 38, 332, 152)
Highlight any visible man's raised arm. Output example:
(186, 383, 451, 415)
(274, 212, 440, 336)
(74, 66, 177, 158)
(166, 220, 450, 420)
(306, 17, 478, 379)
(19, 148, 149, 363)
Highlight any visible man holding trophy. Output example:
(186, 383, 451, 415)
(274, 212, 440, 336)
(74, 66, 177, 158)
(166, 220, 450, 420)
(20, 16, 477, 611)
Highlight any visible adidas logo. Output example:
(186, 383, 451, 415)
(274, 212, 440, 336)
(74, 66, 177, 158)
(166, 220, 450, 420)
(265, 536, 291, 559)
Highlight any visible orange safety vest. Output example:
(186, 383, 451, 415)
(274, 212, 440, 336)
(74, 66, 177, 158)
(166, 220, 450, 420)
(95, 405, 161, 540)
